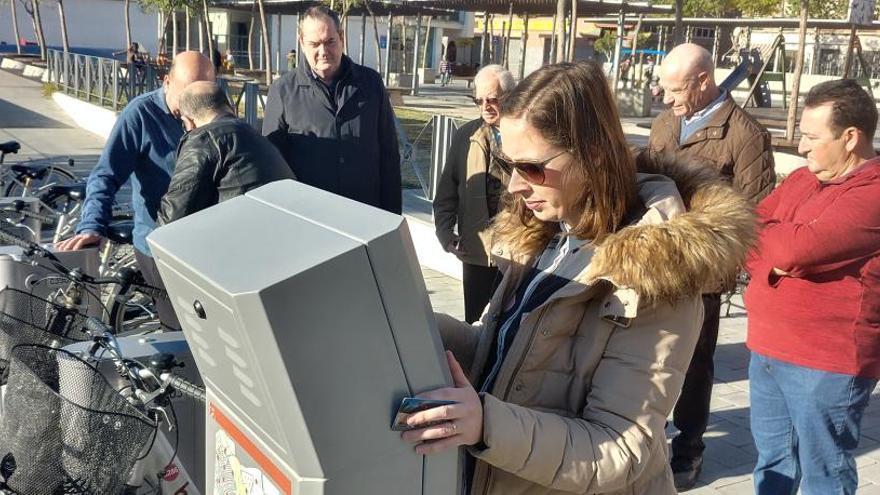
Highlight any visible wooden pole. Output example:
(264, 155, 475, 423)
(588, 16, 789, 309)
(360, 12, 367, 65)
(57, 0, 70, 53)
(481, 11, 489, 66)
(611, 8, 624, 89)
(11, 0, 22, 55)
(172, 9, 178, 55)
(554, 0, 566, 63)
(786, 0, 809, 143)
(411, 15, 421, 95)
(257, 0, 271, 84)
(276, 14, 282, 74)
(384, 14, 392, 85)
(504, 3, 514, 67)
(203, 0, 213, 62)
(185, 7, 191, 52)
(567, 0, 578, 62)
(843, 23, 857, 78)
(422, 16, 432, 69)
(519, 13, 529, 80)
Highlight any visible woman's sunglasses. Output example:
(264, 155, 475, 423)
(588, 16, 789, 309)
(472, 97, 500, 107)
(491, 149, 569, 185)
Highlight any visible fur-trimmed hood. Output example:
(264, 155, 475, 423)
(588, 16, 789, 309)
(495, 153, 757, 304)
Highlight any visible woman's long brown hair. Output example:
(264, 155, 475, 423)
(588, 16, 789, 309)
(494, 61, 637, 258)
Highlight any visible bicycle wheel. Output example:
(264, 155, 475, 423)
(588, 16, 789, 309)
(4, 165, 77, 198)
(108, 286, 161, 336)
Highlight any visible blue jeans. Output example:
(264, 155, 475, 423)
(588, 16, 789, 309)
(750, 352, 876, 495)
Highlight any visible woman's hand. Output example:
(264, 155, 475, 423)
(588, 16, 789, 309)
(401, 351, 483, 455)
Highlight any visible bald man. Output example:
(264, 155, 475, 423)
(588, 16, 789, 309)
(58, 51, 215, 330)
(648, 43, 775, 491)
(158, 81, 294, 224)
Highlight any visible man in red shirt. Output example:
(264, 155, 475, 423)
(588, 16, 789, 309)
(745, 79, 880, 495)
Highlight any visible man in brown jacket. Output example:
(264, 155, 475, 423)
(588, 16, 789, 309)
(648, 43, 775, 491)
(433, 65, 514, 323)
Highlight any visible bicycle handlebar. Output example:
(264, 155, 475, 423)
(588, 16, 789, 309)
(165, 374, 206, 403)
(0, 228, 34, 251)
(0, 206, 57, 225)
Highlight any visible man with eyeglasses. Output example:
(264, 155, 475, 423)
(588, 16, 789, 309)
(263, 6, 401, 213)
(433, 65, 514, 323)
(648, 42, 776, 491)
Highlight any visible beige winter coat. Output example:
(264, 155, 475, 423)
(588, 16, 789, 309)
(437, 156, 756, 495)
(433, 119, 509, 266)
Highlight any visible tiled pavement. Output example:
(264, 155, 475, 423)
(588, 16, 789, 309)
(421, 267, 880, 494)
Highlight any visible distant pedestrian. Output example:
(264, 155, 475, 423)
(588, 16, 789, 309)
(224, 49, 235, 72)
(440, 40, 456, 86)
(263, 6, 401, 213)
(286, 49, 297, 71)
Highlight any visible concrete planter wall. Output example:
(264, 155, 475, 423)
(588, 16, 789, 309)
(616, 86, 652, 118)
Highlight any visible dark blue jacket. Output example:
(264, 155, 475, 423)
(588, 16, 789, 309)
(78, 88, 182, 255)
(262, 56, 401, 213)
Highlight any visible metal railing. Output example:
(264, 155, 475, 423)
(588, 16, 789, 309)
(46, 49, 162, 111)
(43, 49, 464, 204)
(216, 78, 266, 129)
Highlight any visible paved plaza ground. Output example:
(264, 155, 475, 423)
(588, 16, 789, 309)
(2, 65, 879, 493)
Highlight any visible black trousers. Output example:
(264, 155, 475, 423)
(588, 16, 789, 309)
(671, 292, 721, 462)
(462, 263, 500, 324)
(134, 249, 182, 332)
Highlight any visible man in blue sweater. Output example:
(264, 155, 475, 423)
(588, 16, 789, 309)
(56, 51, 215, 330)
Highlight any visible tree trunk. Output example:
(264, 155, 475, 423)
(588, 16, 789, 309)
(57, 0, 69, 52)
(422, 16, 432, 70)
(363, 0, 382, 70)
(257, 0, 271, 84)
(555, 0, 566, 63)
(31, 0, 47, 61)
(481, 11, 489, 66)
(202, 0, 213, 63)
(158, 10, 171, 57)
(786, 0, 809, 143)
(198, 17, 204, 52)
(567, 0, 578, 62)
(503, 3, 513, 67)
(124, 0, 131, 51)
(359, 12, 367, 65)
(10, 0, 22, 55)
(674, 0, 683, 45)
(519, 12, 529, 80)
(842, 23, 857, 78)
(185, 7, 191, 51)
(341, 2, 348, 55)
(248, 1, 256, 70)
(172, 9, 179, 55)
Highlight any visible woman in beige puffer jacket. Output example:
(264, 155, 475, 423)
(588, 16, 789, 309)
(401, 61, 755, 495)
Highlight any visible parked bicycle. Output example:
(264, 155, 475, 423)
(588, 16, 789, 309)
(0, 141, 78, 200)
(0, 317, 203, 494)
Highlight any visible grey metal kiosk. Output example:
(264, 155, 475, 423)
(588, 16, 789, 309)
(148, 180, 461, 495)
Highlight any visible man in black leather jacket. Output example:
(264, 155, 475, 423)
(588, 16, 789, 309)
(158, 81, 295, 225)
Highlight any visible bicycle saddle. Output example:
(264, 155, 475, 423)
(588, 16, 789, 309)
(10, 163, 50, 180)
(0, 141, 20, 154)
(105, 219, 134, 245)
(47, 182, 86, 201)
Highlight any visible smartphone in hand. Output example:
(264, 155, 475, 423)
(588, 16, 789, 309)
(391, 397, 458, 432)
